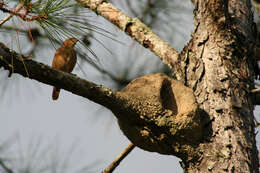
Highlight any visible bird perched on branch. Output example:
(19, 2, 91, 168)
(51, 37, 79, 100)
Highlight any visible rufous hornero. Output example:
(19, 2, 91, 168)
(51, 37, 79, 100)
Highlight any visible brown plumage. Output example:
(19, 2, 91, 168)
(51, 38, 79, 100)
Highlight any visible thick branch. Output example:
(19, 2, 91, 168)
(0, 42, 126, 114)
(75, 0, 183, 78)
(0, 42, 202, 159)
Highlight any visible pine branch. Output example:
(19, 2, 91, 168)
(75, 0, 182, 75)
(0, 3, 24, 26)
(0, 159, 14, 173)
(0, 41, 202, 157)
(0, 42, 126, 115)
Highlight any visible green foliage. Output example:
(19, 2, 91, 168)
(2, 0, 115, 60)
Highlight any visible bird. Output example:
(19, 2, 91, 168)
(51, 37, 79, 100)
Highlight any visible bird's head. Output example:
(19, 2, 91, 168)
(63, 37, 79, 48)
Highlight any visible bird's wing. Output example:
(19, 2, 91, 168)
(52, 47, 67, 71)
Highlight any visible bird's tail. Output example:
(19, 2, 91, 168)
(52, 87, 60, 100)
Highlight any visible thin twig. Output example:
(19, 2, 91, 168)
(255, 83, 260, 87)
(251, 88, 260, 93)
(253, 0, 260, 17)
(0, 3, 24, 26)
(255, 121, 260, 127)
(0, 159, 14, 173)
(102, 143, 135, 173)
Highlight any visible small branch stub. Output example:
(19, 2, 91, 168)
(102, 143, 135, 173)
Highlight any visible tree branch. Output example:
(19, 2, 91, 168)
(0, 42, 127, 115)
(0, 159, 14, 173)
(0, 3, 24, 26)
(75, 0, 183, 77)
(102, 143, 135, 173)
(253, 0, 260, 17)
(0, 41, 202, 158)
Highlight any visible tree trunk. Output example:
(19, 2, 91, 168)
(178, 0, 259, 172)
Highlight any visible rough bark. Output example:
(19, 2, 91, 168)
(178, 0, 259, 172)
